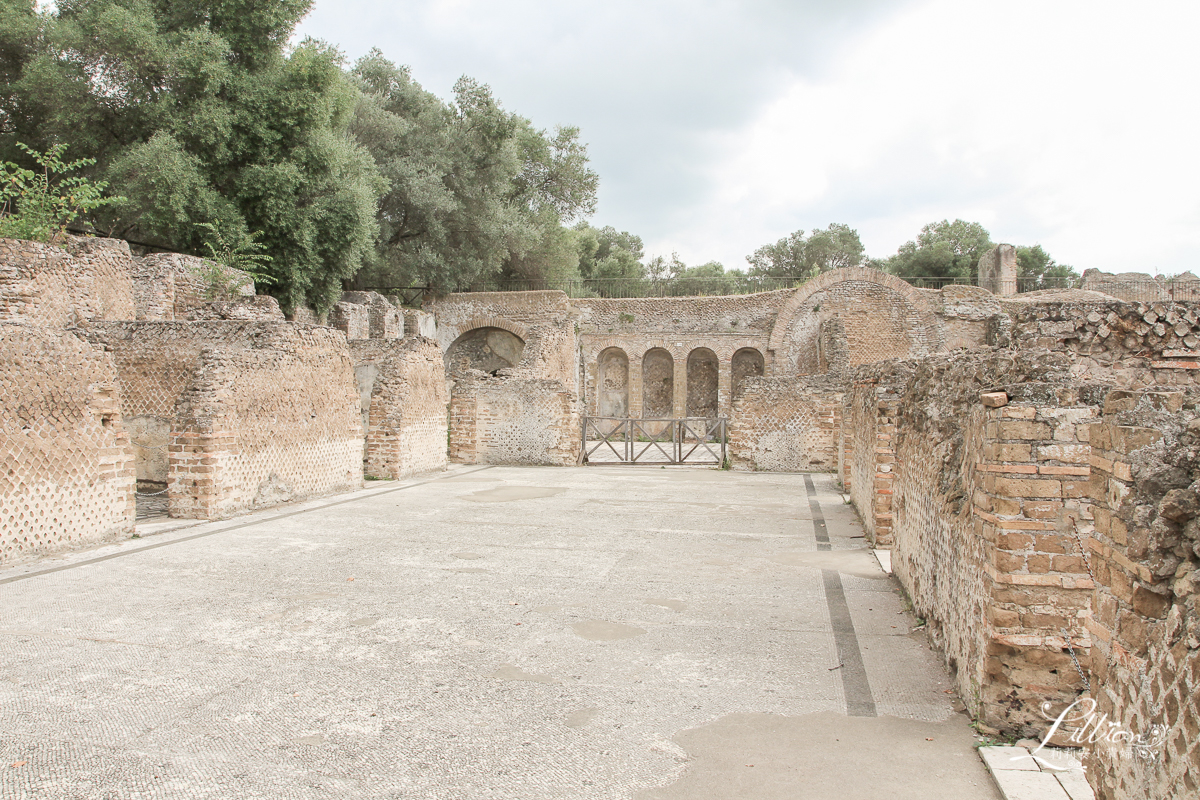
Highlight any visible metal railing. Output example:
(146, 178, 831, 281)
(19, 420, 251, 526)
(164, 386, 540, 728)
(358, 273, 1200, 303)
(581, 417, 727, 465)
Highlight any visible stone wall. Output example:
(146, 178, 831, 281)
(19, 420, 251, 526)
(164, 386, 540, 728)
(850, 350, 1103, 734)
(1002, 296, 1200, 389)
(1, 323, 135, 563)
(448, 376, 580, 467)
(728, 377, 842, 472)
(428, 290, 575, 353)
(977, 244, 1018, 297)
(1084, 392, 1200, 800)
(131, 252, 254, 321)
(350, 338, 448, 480)
(768, 268, 943, 377)
(0, 236, 136, 328)
(169, 325, 363, 519)
(845, 364, 911, 546)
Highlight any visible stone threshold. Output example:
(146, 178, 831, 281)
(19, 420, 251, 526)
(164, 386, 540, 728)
(979, 745, 1094, 800)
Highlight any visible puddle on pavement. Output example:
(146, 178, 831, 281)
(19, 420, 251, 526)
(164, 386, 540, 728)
(645, 599, 687, 612)
(564, 708, 600, 728)
(771, 549, 888, 580)
(465, 487, 567, 502)
(571, 620, 647, 640)
(490, 664, 556, 683)
(637, 711, 998, 800)
(453, 552, 484, 559)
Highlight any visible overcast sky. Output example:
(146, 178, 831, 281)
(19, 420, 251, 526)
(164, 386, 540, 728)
(297, 0, 1200, 275)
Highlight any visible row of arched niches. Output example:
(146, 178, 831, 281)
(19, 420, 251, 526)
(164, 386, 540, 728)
(595, 346, 764, 419)
(443, 326, 767, 420)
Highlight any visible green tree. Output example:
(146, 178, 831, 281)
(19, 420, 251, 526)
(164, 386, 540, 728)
(574, 222, 645, 295)
(349, 50, 597, 292)
(883, 219, 993, 282)
(0, 0, 382, 312)
(1016, 244, 1077, 290)
(746, 223, 864, 278)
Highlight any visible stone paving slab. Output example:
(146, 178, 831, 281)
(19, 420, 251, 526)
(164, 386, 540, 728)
(979, 746, 1095, 800)
(1, 466, 1000, 799)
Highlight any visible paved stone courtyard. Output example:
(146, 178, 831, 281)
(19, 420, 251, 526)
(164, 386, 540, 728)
(0, 467, 1000, 799)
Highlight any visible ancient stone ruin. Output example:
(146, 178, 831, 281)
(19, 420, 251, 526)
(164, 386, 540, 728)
(2, 237, 1197, 799)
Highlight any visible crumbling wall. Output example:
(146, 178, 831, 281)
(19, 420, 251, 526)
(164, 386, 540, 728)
(846, 364, 911, 546)
(977, 244, 1018, 297)
(169, 325, 362, 518)
(0, 236, 135, 327)
(728, 377, 842, 472)
(338, 291, 402, 340)
(933, 285, 1001, 350)
(1003, 296, 1200, 389)
(131, 252, 254, 321)
(850, 350, 1102, 734)
(1084, 392, 1200, 800)
(350, 338, 448, 480)
(428, 290, 575, 352)
(1, 323, 135, 562)
(769, 269, 939, 376)
(448, 376, 579, 466)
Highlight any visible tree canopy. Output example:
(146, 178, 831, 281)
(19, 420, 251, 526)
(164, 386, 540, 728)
(0, 1, 599, 310)
(879, 219, 993, 281)
(746, 223, 864, 277)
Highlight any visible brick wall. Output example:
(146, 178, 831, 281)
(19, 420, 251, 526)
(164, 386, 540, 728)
(846, 365, 910, 546)
(350, 338, 448, 480)
(1, 323, 135, 562)
(131, 252, 254, 321)
(1084, 392, 1200, 800)
(448, 376, 580, 466)
(168, 325, 363, 518)
(0, 236, 135, 327)
(1003, 297, 1200, 389)
(728, 377, 842, 472)
(849, 350, 1105, 734)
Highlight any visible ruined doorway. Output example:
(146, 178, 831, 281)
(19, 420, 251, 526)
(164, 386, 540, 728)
(445, 327, 525, 376)
(686, 348, 719, 418)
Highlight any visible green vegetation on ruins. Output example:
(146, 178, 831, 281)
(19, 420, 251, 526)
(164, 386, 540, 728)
(0, 0, 1078, 309)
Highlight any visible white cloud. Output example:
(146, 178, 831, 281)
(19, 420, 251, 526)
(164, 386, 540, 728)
(299, 0, 1200, 274)
(657, 0, 1200, 272)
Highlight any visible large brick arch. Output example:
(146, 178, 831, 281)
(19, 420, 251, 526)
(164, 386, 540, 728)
(767, 267, 942, 375)
(444, 317, 529, 351)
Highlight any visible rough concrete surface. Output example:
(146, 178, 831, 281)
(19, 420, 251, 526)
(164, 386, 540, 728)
(0, 467, 999, 799)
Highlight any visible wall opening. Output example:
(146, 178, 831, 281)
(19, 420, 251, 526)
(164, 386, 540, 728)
(731, 348, 765, 394)
(686, 348, 719, 418)
(596, 347, 630, 417)
(445, 327, 525, 376)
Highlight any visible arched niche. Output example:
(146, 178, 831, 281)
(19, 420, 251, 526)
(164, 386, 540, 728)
(642, 348, 674, 418)
(686, 348, 719, 418)
(596, 347, 629, 417)
(731, 348, 765, 394)
(445, 327, 525, 376)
